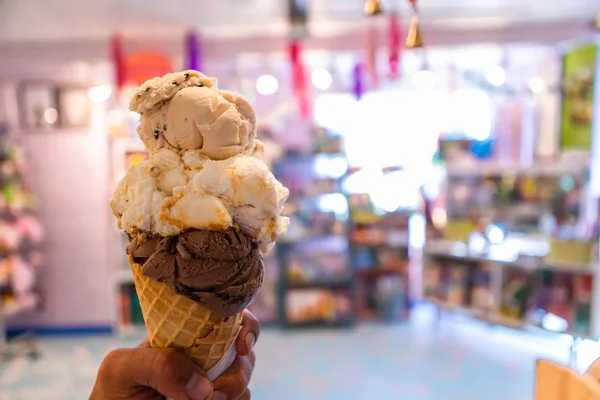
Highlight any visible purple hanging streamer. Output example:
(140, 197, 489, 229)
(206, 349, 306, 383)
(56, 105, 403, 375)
(186, 30, 202, 72)
(353, 63, 364, 100)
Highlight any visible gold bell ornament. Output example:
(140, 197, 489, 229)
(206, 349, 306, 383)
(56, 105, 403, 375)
(364, 0, 383, 16)
(405, 0, 424, 48)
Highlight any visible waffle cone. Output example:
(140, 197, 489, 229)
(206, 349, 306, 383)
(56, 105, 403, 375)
(129, 255, 243, 371)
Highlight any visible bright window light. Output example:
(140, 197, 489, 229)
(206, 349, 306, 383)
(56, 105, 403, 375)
(411, 69, 435, 90)
(316, 193, 348, 218)
(485, 65, 506, 86)
(315, 155, 348, 179)
(256, 75, 278, 95)
(485, 224, 505, 244)
(311, 68, 333, 90)
(44, 108, 58, 124)
(529, 76, 546, 94)
(542, 313, 569, 333)
(444, 89, 492, 141)
(88, 85, 113, 102)
(313, 94, 359, 135)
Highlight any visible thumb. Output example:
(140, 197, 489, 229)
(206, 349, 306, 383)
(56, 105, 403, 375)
(98, 347, 214, 400)
(586, 358, 600, 381)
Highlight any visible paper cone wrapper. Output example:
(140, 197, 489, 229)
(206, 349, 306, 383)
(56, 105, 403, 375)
(129, 256, 243, 379)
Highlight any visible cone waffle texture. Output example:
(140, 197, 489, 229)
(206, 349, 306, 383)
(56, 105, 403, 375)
(129, 255, 243, 371)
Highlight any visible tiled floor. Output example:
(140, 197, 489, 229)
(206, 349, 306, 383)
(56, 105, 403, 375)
(1, 312, 599, 400)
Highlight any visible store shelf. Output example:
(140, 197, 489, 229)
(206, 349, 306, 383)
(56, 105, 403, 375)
(284, 279, 354, 291)
(351, 241, 409, 249)
(356, 266, 406, 278)
(429, 298, 596, 338)
(280, 233, 347, 247)
(446, 161, 588, 178)
(425, 240, 597, 276)
(425, 249, 491, 264)
(489, 315, 527, 330)
(540, 260, 598, 275)
(499, 257, 597, 275)
(431, 299, 488, 320)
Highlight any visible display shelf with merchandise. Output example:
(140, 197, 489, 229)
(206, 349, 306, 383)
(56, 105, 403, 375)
(422, 240, 600, 341)
(424, 82, 600, 344)
(346, 183, 414, 322)
(0, 122, 44, 359)
(247, 251, 279, 325)
(273, 132, 358, 328)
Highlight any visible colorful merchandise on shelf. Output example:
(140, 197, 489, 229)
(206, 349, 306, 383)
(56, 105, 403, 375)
(444, 166, 587, 238)
(374, 275, 406, 322)
(423, 262, 443, 301)
(248, 253, 279, 324)
(285, 290, 353, 325)
(529, 271, 594, 335)
(347, 182, 412, 320)
(573, 275, 592, 335)
(471, 264, 493, 311)
(0, 124, 44, 315)
(274, 131, 355, 327)
(560, 43, 596, 150)
(500, 269, 533, 321)
(445, 265, 469, 307)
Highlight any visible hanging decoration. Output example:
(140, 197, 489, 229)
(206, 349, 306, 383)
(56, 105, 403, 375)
(388, 13, 403, 78)
(364, 0, 383, 16)
(353, 63, 365, 100)
(124, 52, 174, 87)
(185, 30, 203, 72)
(289, 40, 311, 119)
(366, 26, 379, 87)
(111, 34, 126, 96)
(405, 0, 423, 49)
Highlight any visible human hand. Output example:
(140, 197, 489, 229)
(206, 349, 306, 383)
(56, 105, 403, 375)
(90, 310, 260, 400)
(585, 358, 600, 381)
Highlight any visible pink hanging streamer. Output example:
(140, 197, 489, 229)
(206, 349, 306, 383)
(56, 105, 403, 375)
(289, 40, 310, 119)
(111, 34, 126, 94)
(388, 14, 403, 78)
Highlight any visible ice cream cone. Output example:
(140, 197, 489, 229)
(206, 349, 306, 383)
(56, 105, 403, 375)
(111, 71, 289, 379)
(129, 256, 243, 372)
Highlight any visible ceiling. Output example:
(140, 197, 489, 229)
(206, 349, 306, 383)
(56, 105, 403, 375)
(0, 0, 596, 43)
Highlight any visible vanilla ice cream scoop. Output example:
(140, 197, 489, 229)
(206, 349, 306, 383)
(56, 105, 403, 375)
(163, 87, 255, 159)
(130, 70, 256, 160)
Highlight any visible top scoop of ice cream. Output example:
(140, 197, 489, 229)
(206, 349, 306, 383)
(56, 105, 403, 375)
(128, 229, 264, 318)
(131, 70, 256, 160)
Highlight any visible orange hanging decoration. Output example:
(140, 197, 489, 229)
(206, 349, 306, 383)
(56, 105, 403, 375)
(364, 0, 383, 16)
(405, 0, 424, 48)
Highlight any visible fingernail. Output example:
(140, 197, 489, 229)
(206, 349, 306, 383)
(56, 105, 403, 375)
(245, 332, 256, 352)
(186, 371, 212, 400)
(212, 392, 228, 400)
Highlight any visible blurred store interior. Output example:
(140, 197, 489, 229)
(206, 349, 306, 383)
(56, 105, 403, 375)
(2, 0, 600, 399)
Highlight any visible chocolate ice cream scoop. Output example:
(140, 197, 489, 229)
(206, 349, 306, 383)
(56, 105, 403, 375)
(127, 229, 264, 318)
